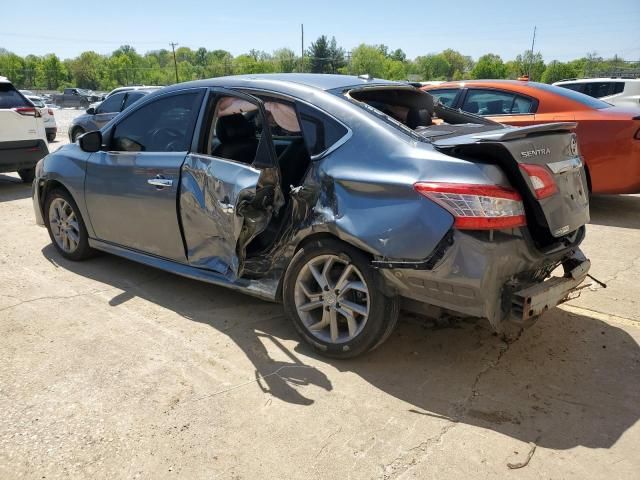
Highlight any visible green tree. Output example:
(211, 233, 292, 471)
(441, 49, 471, 79)
(541, 61, 578, 84)
(471, 53, 507, 79)
(509, 51, 545, 81)
(415, 54, 450, 80)
(37, 54, 66, 89)
(328, 37, 345, 73)
(307, 35, 332, 73)
(350, 44, 387, 77)
(273, 48, 297, 73)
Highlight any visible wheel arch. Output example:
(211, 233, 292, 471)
(275, 231, 376, 302)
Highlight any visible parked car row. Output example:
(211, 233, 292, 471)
(32, 73, 592, 358)
(69, 87, 159, 142)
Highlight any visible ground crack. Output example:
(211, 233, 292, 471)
(382, 334, 513, 479)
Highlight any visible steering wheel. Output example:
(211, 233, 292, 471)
(149, 127, 184, 151)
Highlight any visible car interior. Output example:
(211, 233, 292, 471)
(203, 95, 313, 256)
(347, 87, 434, 130)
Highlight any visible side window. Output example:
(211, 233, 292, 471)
(111, 92, 202, 153)
(559, 83, 585, 94)
(612, 82, 625, 95)
(428, 88, 460, 108)
(0, 84, 30, 108)
(202, 95, 265, 165)
(122, 91, 146, 110)
(96, 92, 125, 114)
(463, 89, 534, 115)
(296, 102, 348, 157)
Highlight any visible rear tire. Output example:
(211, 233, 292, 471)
(17, 168, 35, 183)
(47, 133, 56, 142)
(283, 238, 399, 359)
(44, 189, 95, 261)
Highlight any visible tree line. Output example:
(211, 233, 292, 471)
(0, 35, 636, 92)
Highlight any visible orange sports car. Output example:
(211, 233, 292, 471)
(422, 80, 640, 194)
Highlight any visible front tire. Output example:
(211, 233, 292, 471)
(17, 168, 35, 183)
(44, 189, 95, 261)
(283, 238, 399, 359)
(71, 127, 85, 142)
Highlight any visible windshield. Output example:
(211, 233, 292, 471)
(533, 82, 611, 109)
(28, 97, 45, 108)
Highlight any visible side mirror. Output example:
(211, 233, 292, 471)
(86, 107, 96, 115)
(78, 130, 103, 152)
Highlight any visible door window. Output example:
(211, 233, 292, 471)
(427, 88, 460, 108)
(296, 102, 348, 156)
(202, 95, 270, 165)
(463, 89, 534, 115)
(111, 91, 202, 152)
(96, 92, 125, 114)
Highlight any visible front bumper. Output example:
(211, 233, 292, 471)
(0, 139, 49, 173)
(379, 228, 589, 331)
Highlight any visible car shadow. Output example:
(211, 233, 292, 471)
(0, 174, 30, 202)
(41, 244, 640, 451)
(589, 194, 640, 229)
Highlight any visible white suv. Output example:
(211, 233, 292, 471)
(553, 78, 640, 108)
(0, 77, 49, 182)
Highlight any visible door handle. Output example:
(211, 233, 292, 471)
(147, 176, 173, 188)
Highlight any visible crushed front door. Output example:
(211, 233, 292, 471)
(178, 88, 282, 280)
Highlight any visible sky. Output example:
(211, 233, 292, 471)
(1, 0, 639, 61)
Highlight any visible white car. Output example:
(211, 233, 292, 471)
(0, 77, 49, 182)
(26, 95, 57, 142)
(553, 78, 640, 108)
(104, 85, 162, 99)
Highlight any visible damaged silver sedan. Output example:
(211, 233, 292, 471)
(32, 74, 591, 358)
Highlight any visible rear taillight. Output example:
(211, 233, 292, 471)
(519, 164, 558, 199)
(414, 182, 526, 230)
(14, 107, 38, 117)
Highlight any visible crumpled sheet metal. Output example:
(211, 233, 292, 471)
(179, 154, 261, 278)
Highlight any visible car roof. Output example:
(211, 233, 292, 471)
(554, 78, 638, 84)
(163, 73, 404, 95)
(0, 76, 11, 84)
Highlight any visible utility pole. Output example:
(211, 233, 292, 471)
(170, 42, 179, 83)
(527, 26, 537, 79)
(300, 24, 304, 73)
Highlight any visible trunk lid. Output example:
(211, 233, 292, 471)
(429, 122, 590, 244)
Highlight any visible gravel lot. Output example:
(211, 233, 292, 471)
(0, 111, 639, 479)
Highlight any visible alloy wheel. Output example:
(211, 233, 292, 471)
(48, 198, 80, 253)
(294, 254, 370, 344)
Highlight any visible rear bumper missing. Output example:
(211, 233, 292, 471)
(509, 254, 590, 324)
(378, 228, 589, 331)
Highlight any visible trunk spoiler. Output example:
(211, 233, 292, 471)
(469, 122, 578, 142)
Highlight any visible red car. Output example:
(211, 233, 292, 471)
(423, 80, 640, 194)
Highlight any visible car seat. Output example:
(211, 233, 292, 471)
(212, 114, 258, 164)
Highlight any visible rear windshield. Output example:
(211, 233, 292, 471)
(533, 82, 611, 109)
(0, 83, 30, 109)
(557, 81, 624, 99)
(346, 87, 435, 141)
